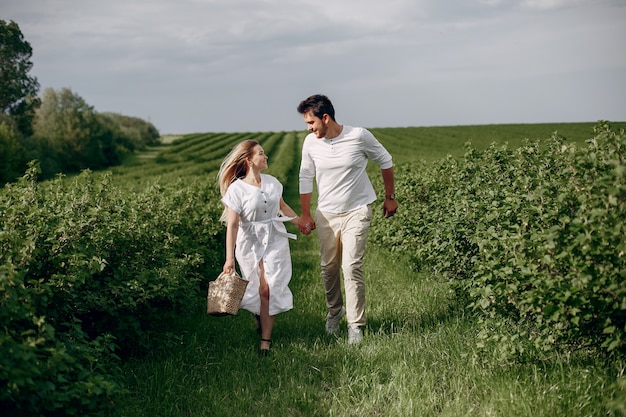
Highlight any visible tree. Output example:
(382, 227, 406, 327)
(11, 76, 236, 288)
(0, 20, 40, 135)
(100, 112, 161, 150)
(33, 88, 115, 173)
(0, 118, 27, 184)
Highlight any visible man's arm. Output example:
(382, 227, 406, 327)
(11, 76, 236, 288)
(381, 167, 398, 218)
(299, 192, 315, 235)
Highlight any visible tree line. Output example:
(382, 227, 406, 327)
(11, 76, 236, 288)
(0, 20, 160, 184)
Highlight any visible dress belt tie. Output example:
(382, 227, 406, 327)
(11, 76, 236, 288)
(250, 216, 297, 240)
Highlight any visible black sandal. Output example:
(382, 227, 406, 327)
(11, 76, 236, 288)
(259, 338, 272, 356)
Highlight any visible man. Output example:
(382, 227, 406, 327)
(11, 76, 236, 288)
(296, 94, 398, 344)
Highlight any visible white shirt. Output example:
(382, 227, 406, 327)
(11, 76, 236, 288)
(299, 125, 393, 214)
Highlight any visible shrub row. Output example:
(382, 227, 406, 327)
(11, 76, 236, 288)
(0, 163, 225, 415)
(370, 122, 625, 359)
(155, 132, 262, 165)
(263, 131, 303, 185)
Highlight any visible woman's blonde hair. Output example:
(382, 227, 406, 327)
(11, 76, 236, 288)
(217, 140, 260, 222)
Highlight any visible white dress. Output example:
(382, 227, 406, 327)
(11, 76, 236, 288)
(222, 174, 295, 315)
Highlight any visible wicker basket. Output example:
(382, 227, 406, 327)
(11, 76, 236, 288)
(207, 270, 249, 316)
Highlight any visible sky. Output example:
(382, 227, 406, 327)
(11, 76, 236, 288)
(2, 0, 625, 134)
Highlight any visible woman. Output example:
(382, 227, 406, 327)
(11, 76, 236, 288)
(218, 140, 300, 355)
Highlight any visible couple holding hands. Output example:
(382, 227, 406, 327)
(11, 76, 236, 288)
(218, 95, 398, 355)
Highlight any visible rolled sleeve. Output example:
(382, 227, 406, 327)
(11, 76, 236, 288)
(298, 149, 315, 194)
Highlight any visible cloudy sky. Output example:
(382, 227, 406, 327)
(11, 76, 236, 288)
(3, 0, 625, 134)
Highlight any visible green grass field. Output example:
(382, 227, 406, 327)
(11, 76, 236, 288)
(108, 122, 626, 417)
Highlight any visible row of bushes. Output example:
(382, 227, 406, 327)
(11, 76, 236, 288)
(0, 163, 225, 415)
(263, 131, 303, 185)
(370, 122, 625, 359)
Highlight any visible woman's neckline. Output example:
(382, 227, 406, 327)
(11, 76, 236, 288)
(239, 175, 263, 189)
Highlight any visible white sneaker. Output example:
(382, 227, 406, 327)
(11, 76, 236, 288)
(348, 326, 363, 345)
(325, 307, 345, 335)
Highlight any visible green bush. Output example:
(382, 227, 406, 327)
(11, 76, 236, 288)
(0, 163, 225, 414)
(370, 122, 626, 358)
(0, 263, 122, 415)
(0, 120, 28, 184)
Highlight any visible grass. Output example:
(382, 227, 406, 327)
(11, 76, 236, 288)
(370, 121, 626, 165)
(107, 123, 626, 416)
(111, 243, 625, 416)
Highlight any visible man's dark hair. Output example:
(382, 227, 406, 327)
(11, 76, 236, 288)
(297, 94, 336, 121)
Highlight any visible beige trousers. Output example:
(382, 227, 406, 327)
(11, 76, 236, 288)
(315, 204, 372, 328)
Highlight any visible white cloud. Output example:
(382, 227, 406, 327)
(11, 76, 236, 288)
(521, 0, 587, 10)
(2, 0, 625, 133)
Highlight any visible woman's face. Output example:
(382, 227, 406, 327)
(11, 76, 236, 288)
(248, 145, 268, 171)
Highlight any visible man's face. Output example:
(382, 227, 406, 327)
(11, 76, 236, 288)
(303, 111, 328, 139)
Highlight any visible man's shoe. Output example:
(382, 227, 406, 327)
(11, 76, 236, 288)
(325, 307, 345, 335)
(348, 326, 363, 345)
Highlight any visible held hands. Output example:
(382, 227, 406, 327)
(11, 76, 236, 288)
(297, 215, 316, 235)
(295, 200, 396, 235)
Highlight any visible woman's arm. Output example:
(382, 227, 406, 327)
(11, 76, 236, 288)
(223, 207, 239, 273)
(279, 197, 303, 225)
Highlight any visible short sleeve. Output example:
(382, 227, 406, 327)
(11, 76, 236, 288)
(222, 182, 243, 214)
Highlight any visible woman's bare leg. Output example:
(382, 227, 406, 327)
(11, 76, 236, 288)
(258, 260, 275, 351)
